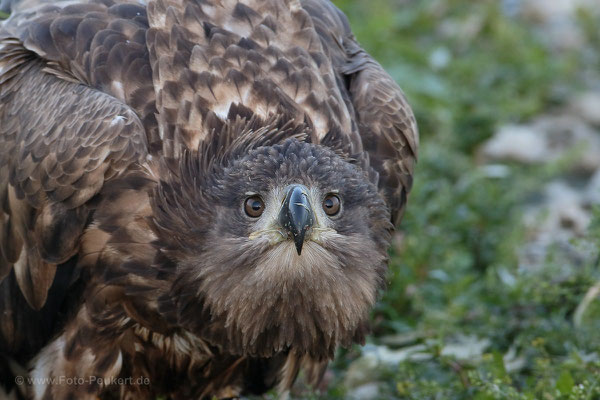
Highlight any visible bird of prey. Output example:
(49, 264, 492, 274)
(0, 0, 418, 398)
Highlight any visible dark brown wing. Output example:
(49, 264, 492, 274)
(344, 55, 418, 224)
(0, 0, 161, 150)
(0, 16, 148, 311)
(301, 0, 419, 224)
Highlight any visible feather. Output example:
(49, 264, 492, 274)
(0, 28, 147, 311)
(301, 0, 419, 224)
(0, 0, 417, 398)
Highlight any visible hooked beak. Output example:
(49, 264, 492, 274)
(278, 185, 314, 255)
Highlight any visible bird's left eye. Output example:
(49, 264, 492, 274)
(244, 196, 265, 218)
(323, 193, 341, 216)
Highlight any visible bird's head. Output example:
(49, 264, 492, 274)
(151, 119, 393, 359)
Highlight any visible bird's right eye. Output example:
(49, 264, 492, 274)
(244, 196, 265, 218)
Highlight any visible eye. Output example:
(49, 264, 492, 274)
(244, 196, 265, 218)
(322, 193, 341, 216)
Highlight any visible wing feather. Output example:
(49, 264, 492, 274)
(0, 0, 417, 394)
(145, 0, 355, 156)
(0, 0, 161, 149)
(346, 57, 418, 223)
(0, 37, 148, 309)
(301, 0, 419, 224)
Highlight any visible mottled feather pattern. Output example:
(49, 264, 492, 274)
(344, 56, 418, 223)
(300, 0, 418, 223)
(0, 0, 418, 398)
(0, 0, 162, 150)
(0, 53, 147, 311)
(146, 0, 355, 156)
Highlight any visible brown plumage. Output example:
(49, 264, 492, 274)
(0, 0, 418, 398)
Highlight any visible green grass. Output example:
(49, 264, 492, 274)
(309, 1, 600, 399)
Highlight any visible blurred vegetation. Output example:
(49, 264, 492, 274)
(313, 0, 600, 399)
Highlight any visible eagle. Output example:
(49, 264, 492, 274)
(0, 0, 418, 398)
